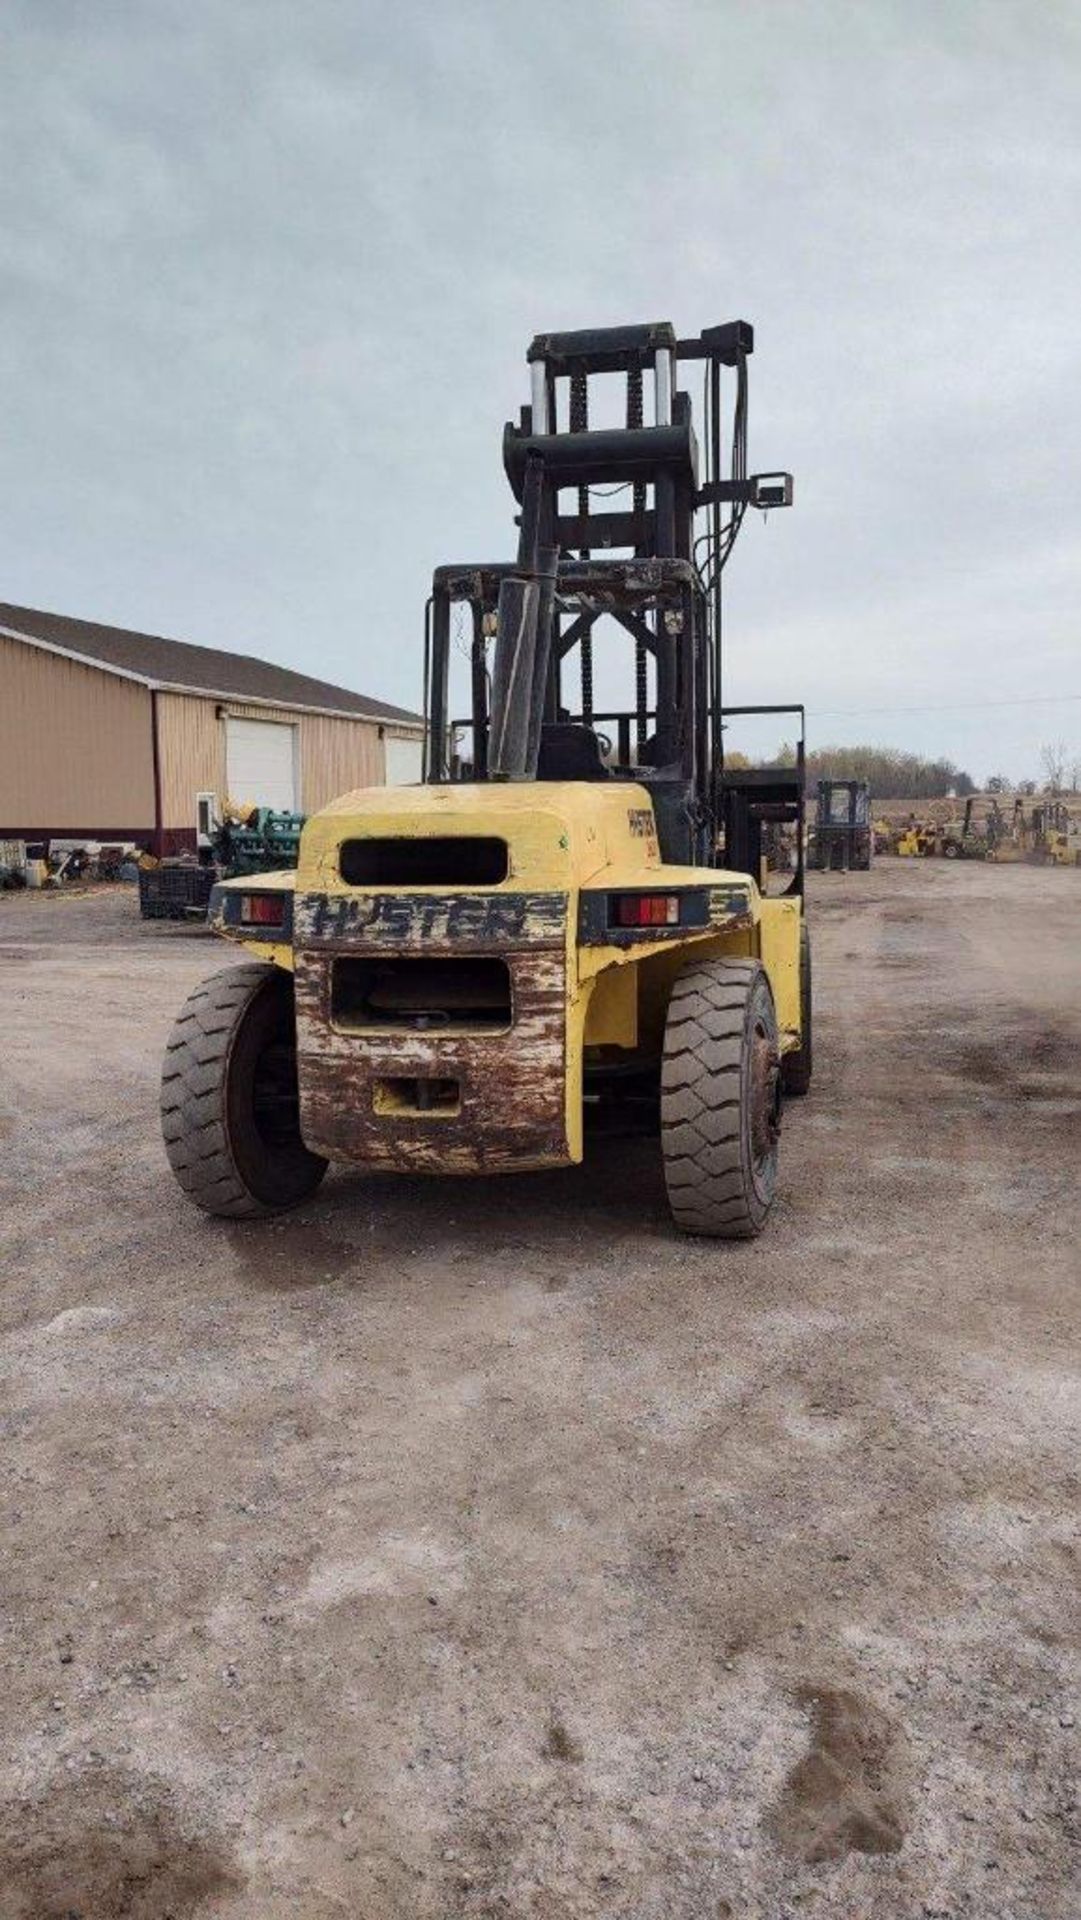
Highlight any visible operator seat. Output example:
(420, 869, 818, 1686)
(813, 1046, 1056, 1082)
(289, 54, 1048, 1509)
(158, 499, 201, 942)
(536, 723, 610, 781)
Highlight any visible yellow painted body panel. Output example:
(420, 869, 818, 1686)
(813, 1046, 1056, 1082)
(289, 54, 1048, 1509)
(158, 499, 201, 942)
(583, 964, 638, 1047)
(214, 866, 296, 972)
(755, 896, 802, 1046)
(213, 780, 805, 1172)
(299, 778, 658, 892)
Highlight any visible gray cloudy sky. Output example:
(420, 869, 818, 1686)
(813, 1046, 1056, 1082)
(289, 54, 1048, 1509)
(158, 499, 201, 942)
(3, 1, 1079, 780)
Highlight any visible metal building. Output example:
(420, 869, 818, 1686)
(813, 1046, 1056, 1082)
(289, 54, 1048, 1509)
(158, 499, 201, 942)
(0, 602, 423, 851)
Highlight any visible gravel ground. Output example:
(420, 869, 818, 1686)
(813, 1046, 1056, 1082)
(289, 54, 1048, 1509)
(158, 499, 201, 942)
(0, 861, 1078, 1919)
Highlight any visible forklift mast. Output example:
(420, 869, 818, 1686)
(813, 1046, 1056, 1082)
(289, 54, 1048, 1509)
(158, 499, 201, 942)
(423, 320, 794, 870)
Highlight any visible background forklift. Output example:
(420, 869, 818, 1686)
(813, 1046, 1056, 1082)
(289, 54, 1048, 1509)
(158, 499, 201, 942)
(941, 797, 987, 859)
(1030, 801, 1080, 864)
(807, 779, 872, 870)
(986, 796, 1028, 862)
(161, 319, 807, 1238)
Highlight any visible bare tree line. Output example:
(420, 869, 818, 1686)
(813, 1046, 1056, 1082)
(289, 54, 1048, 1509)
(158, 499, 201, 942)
(767, 740, 1081, 799)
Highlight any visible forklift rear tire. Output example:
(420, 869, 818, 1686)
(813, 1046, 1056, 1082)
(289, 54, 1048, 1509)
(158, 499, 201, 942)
(161, 962, 327, 1219)
(781, 922, 813, 1096)
(661, 958, 781, 1239)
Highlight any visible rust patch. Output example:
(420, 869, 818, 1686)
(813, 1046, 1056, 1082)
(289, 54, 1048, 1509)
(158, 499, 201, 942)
(708, 886, 754, 929)
(295, 944, 568, 1174)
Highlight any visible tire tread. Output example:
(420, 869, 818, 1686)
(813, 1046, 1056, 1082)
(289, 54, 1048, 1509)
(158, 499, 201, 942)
(660, 957, 777, 1239)
(161, 962, 283, 1220)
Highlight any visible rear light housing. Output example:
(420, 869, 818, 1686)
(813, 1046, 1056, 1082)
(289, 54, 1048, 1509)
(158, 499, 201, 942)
(240, 893, 286, 927)
(610, 893, 681, 929)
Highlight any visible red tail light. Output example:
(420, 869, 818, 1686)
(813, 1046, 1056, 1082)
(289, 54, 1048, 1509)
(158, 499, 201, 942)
(612, 893, 680, 928)
(240, 893, 285, 927)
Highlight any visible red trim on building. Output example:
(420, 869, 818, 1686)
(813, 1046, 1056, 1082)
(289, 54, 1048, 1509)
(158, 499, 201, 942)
(0, 827, 197, 854)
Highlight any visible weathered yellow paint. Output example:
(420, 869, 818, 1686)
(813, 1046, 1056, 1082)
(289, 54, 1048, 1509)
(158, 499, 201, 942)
(582, 963, 638, 1048)
(247, 938, 293, 969)
(299, 778, 631, 893)
(756, 896, 803, 1048)
(209, 866, 296, 971)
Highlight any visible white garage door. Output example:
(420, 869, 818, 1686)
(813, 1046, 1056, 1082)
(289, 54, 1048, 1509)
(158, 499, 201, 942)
(225, 717, 297, 812)
(384, 734, 423, 785)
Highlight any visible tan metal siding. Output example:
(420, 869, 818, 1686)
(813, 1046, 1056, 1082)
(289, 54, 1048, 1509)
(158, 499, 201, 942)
(297, 711, 384, 811)
(155, 692, 389, 827)
(0, 634, 154, 828)
(155, 693, 221, 827)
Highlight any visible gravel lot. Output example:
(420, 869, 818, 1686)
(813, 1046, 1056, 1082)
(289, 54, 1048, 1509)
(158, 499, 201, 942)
(1, 860, 1078, 1919)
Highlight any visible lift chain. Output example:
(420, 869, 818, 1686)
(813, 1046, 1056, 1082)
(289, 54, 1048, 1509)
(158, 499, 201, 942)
(627, 359, 648, 748)
(570, 366, 593, 722)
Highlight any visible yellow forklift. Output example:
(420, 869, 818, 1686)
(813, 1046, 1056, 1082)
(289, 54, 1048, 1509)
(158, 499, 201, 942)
(1030, 801, 1079, 864)
(161, 319, 807, 1238)
(940, 797, 987, 859)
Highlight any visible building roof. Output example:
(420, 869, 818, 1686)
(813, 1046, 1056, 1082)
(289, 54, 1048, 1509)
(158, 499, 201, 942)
(0, 600, 423, 728)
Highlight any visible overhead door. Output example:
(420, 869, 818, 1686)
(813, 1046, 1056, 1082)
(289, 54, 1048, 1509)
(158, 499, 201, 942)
(384, 734, 423, 785)
(225, 717, 297, 812)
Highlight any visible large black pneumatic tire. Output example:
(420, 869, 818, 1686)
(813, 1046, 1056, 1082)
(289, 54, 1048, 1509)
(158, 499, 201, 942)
(161, 962, 327, 1219)
(661, 959, 782, 1239)
(781, 922, 813, 1097)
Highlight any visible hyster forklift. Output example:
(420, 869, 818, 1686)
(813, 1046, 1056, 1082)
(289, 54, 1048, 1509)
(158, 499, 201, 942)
(162, 319, 809, 1238)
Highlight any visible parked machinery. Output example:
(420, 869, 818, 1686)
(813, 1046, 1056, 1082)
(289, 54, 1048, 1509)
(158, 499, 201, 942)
(1030, 802, 1081, 865)
(895, 818, 940, 858)
(807, 779, 873, 871)
(214, 809, 308, 877)
(985, 797, 1028, 863)
(161, 317, 809, 1239)
(139, 808, 306, 921)
(941, 797, 987, 859)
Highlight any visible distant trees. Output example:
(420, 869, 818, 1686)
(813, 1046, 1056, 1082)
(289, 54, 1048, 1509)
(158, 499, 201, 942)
(1037, 740, 1081, 793)
(800, 745, 975, 799)
(756, 740, 1081, 799)
(1040, 740, 1068, 794)
(987, 763, 1081, 794)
